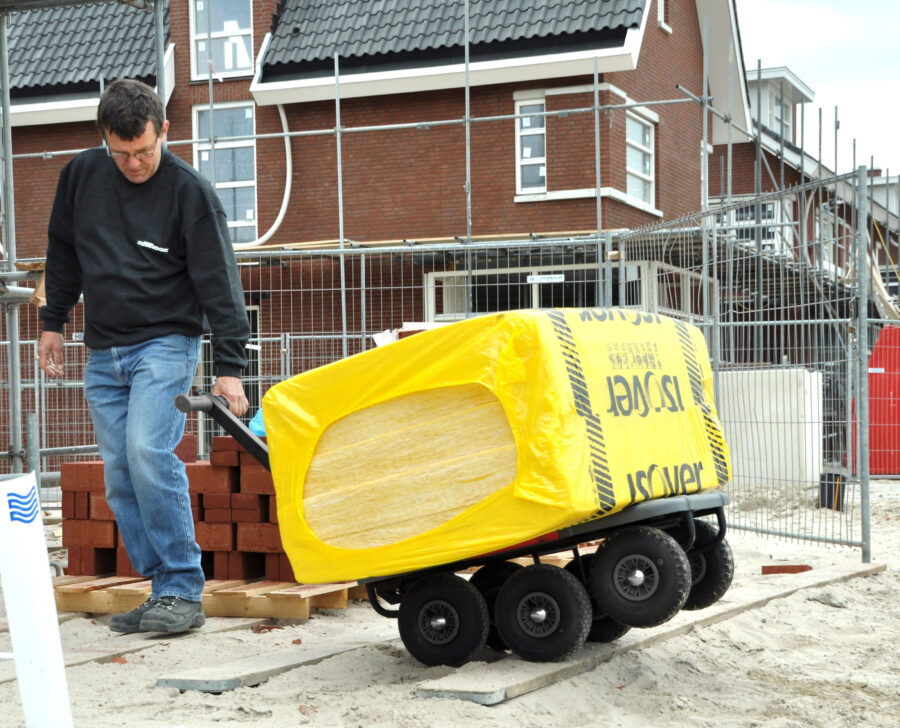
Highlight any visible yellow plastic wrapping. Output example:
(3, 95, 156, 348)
(262, 308, 731, 583)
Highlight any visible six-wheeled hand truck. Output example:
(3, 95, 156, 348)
(176, 392, 734, 667)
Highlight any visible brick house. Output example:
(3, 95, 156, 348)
(1, 0, 754, 424)
(5, 0, 747, 258)
(707, 64, 899, 319)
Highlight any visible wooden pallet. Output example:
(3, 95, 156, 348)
(53, 575, 368, 620)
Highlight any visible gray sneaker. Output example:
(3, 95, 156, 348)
(139, 596, 206, 634)
(109, 598, 158, 634)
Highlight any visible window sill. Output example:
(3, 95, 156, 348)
(189, 73, 255, 85)
(515, 187, 662, 217)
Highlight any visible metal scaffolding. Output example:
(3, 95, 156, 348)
(1, 1, 898, 562)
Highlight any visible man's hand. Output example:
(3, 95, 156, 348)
(211, 375, 249, 416)
(37, 331, 65, 378)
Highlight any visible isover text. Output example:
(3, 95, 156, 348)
(627, 460, 704, 501)
(605, 371, 685, 417)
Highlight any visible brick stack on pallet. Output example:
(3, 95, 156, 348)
(60, 434, 296, 583)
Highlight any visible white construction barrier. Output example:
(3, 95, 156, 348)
(0, 472, 73, 728)
(717, 368, 824, 506)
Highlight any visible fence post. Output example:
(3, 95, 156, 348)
(855, 165, 871, 563)
(25, 412, 40, 486)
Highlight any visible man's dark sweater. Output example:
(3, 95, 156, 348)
(40, 147, 249, 377)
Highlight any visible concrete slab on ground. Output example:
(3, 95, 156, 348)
(0, 616, 269, 684)
(157, 624, 400, 692)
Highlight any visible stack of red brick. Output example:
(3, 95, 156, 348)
(60, 434, 296, 582)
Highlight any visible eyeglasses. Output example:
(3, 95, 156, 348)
(106, 135, 160, 162)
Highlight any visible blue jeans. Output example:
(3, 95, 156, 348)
(85, 334, 203, 602)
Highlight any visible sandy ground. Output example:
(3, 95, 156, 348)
(1, 482, 898, 728)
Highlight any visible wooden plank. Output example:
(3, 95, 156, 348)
(347, 583, 369, 600)
(50, 576, 354, 618)
(54, 577, 146, 613)
(268, 581, 364, 608)
(55, 588, 134, 614)
(202, 580, 317, 619)
(51, 578, 257, 615)
(52, 574, 104, 588)
(203, 579, 255, 593)
(268, 582, 350, 598)
(55, 576, 142, 594)
(209, 580, 287, 597)
(416, 562, 887, 705)
(310, 590, 348, 610)
(105, 579, 152, 594)
(201, 593, 310, 620)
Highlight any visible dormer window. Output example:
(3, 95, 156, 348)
(771, 92, 791, 139)
(190, 0, 254, 81)
(746, 67, 814, 147)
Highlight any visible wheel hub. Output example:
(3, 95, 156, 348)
(689, 553, 707, 586)
(529, 607, 547, 623)
(516, 592, 560, 638)
(627, 569, 646, 587)
(418, 600, 460, 645)
(613, 554, 659, 601)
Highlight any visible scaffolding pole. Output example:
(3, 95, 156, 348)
(1, 12, 24, 473)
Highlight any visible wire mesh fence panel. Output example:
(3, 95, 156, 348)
(2, 302, 96, 506)
(618, 172, 870, 551)
(1, 189, 886, 556)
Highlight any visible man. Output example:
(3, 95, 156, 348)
(38, 78, 250, 634)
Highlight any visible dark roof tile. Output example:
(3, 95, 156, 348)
(7, 2, 166, 92)
(265, 0, 645, 69)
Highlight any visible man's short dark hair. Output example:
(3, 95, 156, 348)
(97, 78, 165, 140)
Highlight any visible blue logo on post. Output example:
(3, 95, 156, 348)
(7, 484, 40, 524)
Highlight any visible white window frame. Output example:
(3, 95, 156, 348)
(189, 0, 254, 82)
(715, 197, 795, 259)
(192, 101, 258, 244)
(515, 98, 547, 195)
(425, 264, 594, 322)
(423, 261, 714, 325)
(625, 111, 655, 208)
(657, 0, 672, 33)
(770, 90, 791, 139)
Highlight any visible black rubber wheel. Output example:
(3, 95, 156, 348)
(397, 572, 489, 667)
(682, 519, 735, 610)
(564, 554, 631, 643)
(494, 564, 592, 662)
(469, 560, 523, 650)
(589, 526, 690, 628)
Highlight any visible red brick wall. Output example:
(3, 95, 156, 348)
(709, 143, 806, 197)
(9, 0, 710, 259)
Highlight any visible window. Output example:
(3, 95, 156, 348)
(190, 0, 253, 80)
(625, 113, 654, 206)
(881, 267, 900, 299)
(193, 103, 258, 244)
(771, 91, 791, 138)
(515, 100, 546, 194)
(715, 199, 794, 257)
(426, 265, 599, 322)
(424, 262, 711, 324)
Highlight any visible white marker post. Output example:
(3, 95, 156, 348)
(0, 472, 73, 727)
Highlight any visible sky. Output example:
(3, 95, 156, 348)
(734, 0, 900, 177)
